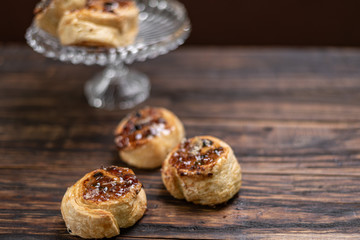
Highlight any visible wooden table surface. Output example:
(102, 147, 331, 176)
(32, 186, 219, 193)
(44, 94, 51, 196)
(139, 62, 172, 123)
(1, 45, 360, 239)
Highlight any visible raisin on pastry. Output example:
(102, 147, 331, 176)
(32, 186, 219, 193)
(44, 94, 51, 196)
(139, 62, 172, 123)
(161, 136, 242, 206)
(115, 107, 185, 169)
(61, 166, 147, 239)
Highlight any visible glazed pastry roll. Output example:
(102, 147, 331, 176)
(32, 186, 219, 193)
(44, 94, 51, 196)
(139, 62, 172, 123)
(34, 0, 86, 36)
(58, 0, 139, 47)
(115, 107, 185, 169)
(61, 166, 147, 239)
(161, 136, 242, 206)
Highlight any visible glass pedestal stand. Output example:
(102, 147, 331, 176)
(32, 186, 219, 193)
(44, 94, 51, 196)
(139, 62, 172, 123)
(85, 63, 150, 109)
(26, 0, 190, 110)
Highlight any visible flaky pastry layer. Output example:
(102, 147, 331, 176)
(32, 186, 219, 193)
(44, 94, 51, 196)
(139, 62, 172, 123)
(35, 0, 87, 36)
(115, 107, 185, 169)
(58, 0, 139, 47)
(61, 166, 147, 239)
(161, 136, 242, 206)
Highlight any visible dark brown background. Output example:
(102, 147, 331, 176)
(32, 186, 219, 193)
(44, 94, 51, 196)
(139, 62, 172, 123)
(1, 0, 360, 46)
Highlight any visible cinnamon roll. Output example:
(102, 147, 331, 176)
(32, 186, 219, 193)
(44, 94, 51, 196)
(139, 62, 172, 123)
(61, 166, 147, 239)
(115, 107, 185, 169)
(161, 136, 242, 206)
(35, 0, 86, 36)
(58, 0, 139, 47)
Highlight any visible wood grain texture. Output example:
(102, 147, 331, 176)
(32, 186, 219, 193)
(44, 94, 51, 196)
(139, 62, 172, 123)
(1, 46, 360, 239)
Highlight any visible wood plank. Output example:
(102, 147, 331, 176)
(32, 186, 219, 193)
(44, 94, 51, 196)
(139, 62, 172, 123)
(2, 48, 360, 122)
(2, 119, 360, 177)
(1, 168, 360, 239)
(2, 46, 360, 239)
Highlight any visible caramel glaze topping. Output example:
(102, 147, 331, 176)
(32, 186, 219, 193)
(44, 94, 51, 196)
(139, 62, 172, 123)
(87, 0, 132, 13)
(169, 137, 225, 175)
(115, 108, 171, 150)
(83, 166, 141, 202)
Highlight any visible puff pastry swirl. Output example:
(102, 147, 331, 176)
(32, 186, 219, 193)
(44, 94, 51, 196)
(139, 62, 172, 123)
(115, 107, 185, 169)
(35, 0, 87, 36)
(161, 136, 242, 206)
(61, 166, 147, 239)
(58, 0, 139, 47)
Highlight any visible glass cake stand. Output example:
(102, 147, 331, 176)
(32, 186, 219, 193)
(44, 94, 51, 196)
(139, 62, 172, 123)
(26, 0, 191, 110)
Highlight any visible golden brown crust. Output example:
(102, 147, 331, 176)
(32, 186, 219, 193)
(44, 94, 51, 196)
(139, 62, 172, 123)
(61, 166, 147, 239)
(161, 136, 242, 206)
(115, 107, 185, 169)
(35, 0, 87, 36)
(58, 0, 139, 47)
